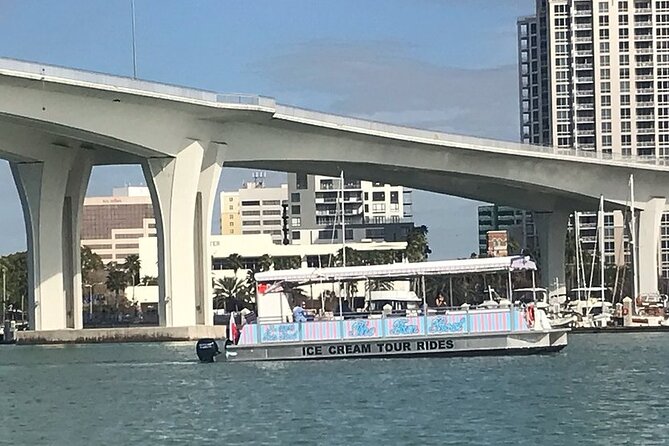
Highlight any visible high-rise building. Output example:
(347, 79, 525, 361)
(518, 0, 669, 155)
(518, 0, 669, 278)
(477, 205, 538, 255)
(81, 186, 155, 263)
(219, 174, 288, 244)
(287, 173, 414, 245)
(573, 211, 629, 266)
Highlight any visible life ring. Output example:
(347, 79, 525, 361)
(526, 305, 535, 327)
(622, 307, 629, 316)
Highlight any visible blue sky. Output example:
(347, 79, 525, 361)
(0, 0, 534, 258)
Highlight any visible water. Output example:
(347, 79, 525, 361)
(0, 334, 668, 445)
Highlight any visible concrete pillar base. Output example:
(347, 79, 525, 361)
(638, 198, 666, 296)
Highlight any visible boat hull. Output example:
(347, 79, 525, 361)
(224, 329, 568, 362)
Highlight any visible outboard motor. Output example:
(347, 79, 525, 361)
(196, 338, 221, 363)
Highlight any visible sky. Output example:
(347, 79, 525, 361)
(0, 0, 534, 258)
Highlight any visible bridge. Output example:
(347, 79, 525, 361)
(0, 58, 667, 330)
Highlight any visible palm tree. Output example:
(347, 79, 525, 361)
(226, 253, 244, 275)
(257, 254, 273, 272)
(405, 225, 431, 262)
(105, 262, 129, 309)
(124, 254, 141, 287)
(273, 256, 301, 270)
(213, 277, 251, 311)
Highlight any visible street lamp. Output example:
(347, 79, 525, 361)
(84, 282, 105, 320)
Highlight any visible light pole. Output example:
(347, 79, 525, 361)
(1, 267, 5, 322)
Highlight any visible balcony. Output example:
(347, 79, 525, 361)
(575, 63, 594, 70)
(575, 50, 593, 57)
(576, 76, 594, 82)
(575, 89, 594, 96)
(636, 101, 654, 107)
(575, 36, 593, 42)
(636, 47, 653, 54)
(637, 127, 656, 133)
(576, 129, 595, 135)
(573, 9, 592, 16)
(576, 103, 595, 110)
(637, 113, 655, 120)
(636, 60, 654, 67)
(635, 34, 653, 41)
(635, 20, 653, 27)
(576, 116, 595, 123)
(634, 8, 652, 14)
(574, 23, 592, 30)
(637, 141, 656, 147)
(636, 74, 654, 80)
(637, 87, 654, 93)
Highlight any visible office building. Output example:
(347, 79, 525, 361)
(287, 173, 414, 244)
(81, 186, 155, 263)
(219, 174, 288, 244)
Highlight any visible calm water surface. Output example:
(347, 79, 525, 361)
(0, 333, 668, 445)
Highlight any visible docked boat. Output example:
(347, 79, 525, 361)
(207, 256, 568, 362)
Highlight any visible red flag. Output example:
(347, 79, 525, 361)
(229, 311, 239, 344)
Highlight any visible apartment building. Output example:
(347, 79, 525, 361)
(287, 173, 414, 245)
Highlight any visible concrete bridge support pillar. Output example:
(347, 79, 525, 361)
(638, 198, 666, 296)
(534, 210, 570, 297)
(11, 150, 89, 330)
(143, 141, 223, 327)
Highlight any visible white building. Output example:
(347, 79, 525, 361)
(518, 0, 669, 155)
(287, 173, 413, 245)
(517, 0, 669, 278)
(220, 175, 288, 244)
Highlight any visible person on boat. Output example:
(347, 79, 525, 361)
(435, 293, 447, 308)
(293, 302, 308, 322)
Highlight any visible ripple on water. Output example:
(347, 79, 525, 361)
(0, 334, 668, 445)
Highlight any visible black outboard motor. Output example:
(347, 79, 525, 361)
(196, 338, 221, 363)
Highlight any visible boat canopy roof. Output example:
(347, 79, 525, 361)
(254, 255, 536, 283)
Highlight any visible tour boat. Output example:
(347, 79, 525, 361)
(200, 256, 569, 362)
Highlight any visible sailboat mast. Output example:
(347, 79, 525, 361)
(599, 195, 605, 303)
(340, 170, 346, 267)
(575, 211, 581, 300)
(630, 174, 639, 301)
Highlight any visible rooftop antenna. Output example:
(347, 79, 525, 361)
(131, 0, 138, 79)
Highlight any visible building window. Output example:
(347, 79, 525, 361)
(291, 217, 301, 227)
(241, 210, 261, 216)
(390, 191, 399, 204)
(243, 220, 261, 226)
(262, 200, 280, 206)
(291, 205, 301, 214)
(291, 193, 300, 203)
(320, 179, 334, 190)
(372, 192, 385, 201)
(372, 203, 386, 213)
(241, 200, 260, 206)
(292, 231, 301, 240)
(296, 173, 308, 190)
(263, 209, 281, 216)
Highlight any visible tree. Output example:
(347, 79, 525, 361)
(257, 254, 273, 272)
(0, 251, 27, 310)
(105, 262, 129, 308)
(226, 253, 244, 274)
(213, 277, 252, 311)
(124, 254, 141, 287)
(81, 246, 103, 284)
(405, 225, 431, 262)
(273, 256, 301, 270)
